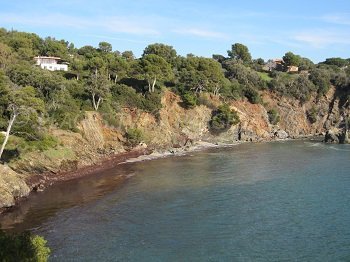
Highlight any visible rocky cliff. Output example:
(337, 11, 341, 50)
(0, 87, 347, 210)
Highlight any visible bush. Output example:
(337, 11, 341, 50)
(307, 106, 317, 123)
(267, 109, 280, 125)
(125, 128, 143, 146)
(99, 101, 120, 128)
(181, 92, 198, 108)
(111, 84, 162, 115)
(197, 93, 217, 109)
(0, 230, 51, 261)
(141, 92, 162, 114)
(210, 104, 240, 132)
(244, 87, 261, 104)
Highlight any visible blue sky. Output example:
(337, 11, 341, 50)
(1, 0, 350, 62)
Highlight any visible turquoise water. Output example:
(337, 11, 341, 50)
(4, 141, 350, 261)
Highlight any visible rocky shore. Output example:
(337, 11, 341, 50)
(0, 88, 348, 214)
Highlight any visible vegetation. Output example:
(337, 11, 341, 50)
(126, 128, 143, 146)
(0, 27, 349, 162)
(307, 106, 318, 124)
(0, 230, 50, 261)
(267, 109, 280, 125)
(210, 104, 240, 132)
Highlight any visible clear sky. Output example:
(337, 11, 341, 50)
(1, 0, 350, 62)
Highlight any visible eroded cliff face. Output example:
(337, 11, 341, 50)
(0, 87, 347, 210)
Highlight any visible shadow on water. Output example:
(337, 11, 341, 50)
(0, 163, 137, 232)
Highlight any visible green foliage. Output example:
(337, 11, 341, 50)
(98, 41, 112, 53)
(307, 106, 318, 123)
(126, 128, 143, 146)
(0, 230, 50, 262)
(269, 72, 316, 103)
(244, 87, 261, 104)
(283, 52, 301, 67)
(309, 68, 331, 97)
(99, 101, 120, 128)
(210, 104, 240, 132)
(177, 56, 226, 94)
(223, 60, 266, 90)
(258, 72, 272, 83)
(267, 109, 280, 125)
(181, 92, 198, 108)
(323, 57, 349, 68)
(47, 88, 82, 131)
(142, 43, 177, 64)
(227, 43, 252, 63)
(111, 84, 162, 114)
(140, 54, 174, 92)
(141, 91, 162, 114)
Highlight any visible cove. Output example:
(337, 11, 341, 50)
(2, 141, 350, 261)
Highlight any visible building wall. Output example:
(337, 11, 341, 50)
(40, 63, 68, 71)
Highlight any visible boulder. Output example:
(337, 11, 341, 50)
(274, 130, 289, 139)
(324, 128, 348, 144)
(0, 165, 30, 209)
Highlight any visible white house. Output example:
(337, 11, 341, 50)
(34, 56, 68, 71)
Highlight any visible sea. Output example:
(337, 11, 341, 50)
(1, 140, 350, 261)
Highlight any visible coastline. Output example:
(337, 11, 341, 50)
(0, 135, 323, 217)
(0, 140, 239, 216)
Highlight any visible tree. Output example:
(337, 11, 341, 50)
(0, 84, 44, 160)
(227, 43, 252, 63)
(98, 41, 112, 53)
(122, 51, 135, 61)
(283, 52, 301, 67)
(309, 68, 331, 96)
(140, 54, 173, 93)
(323, 57, 349, 68)
(0, 230, 50, 261)
(177, 56, 226, 95)
(86, 69, 111, 111)
(142, 43, 177, 64)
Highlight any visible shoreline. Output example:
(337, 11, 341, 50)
(0, 141, 234, 216)
(0, 136, 322, 216)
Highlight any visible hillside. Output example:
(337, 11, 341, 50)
(0, 28, 349, 210)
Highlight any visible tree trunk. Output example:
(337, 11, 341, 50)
(151, 77, 157, 93)
(92, 93, 98, 111)
(114, 75, 118, 83)
(148, 81, 152, 93)
(96, 97, 102, 111)
(0, 111, 17, 160)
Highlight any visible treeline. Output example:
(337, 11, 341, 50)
(0, 28, 349, 161)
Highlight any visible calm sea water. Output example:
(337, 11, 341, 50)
(2, 141, 350, 261)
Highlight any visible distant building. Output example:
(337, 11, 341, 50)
(34, 56, 68, 71)
(287, 65, 299, 73)
(263, 59, 284, 72)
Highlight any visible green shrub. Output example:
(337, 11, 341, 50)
(197, 93, 217, 109)
(181, 92, 198, 108)
(244, 87, 261, 104)
(125, 128, 143, 146)
(23, 135, 59, 151)
(99, 101, 120, 128)
(210, 104, 240, 132)
(0, 230, 51, 262)
(141, 92, 162, 114)
(307, 106, 317, 123)
(267, 109, 280, 125)
(111, 84, 162, 115)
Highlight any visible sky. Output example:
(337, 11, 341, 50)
(1, 0, 350, 62)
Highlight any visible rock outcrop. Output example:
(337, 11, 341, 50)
(0, 87, 348, 210)
(0, 165, 30, 209)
